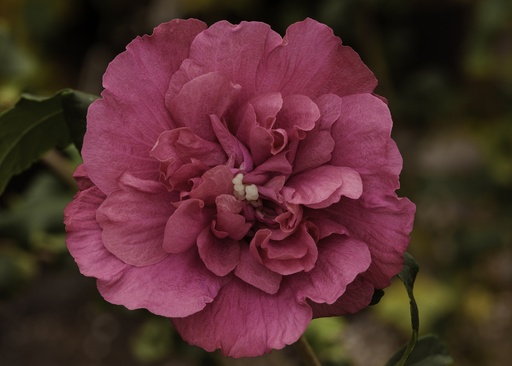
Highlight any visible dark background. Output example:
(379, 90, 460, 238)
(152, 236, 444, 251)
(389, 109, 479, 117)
(1, 0, 511, 365)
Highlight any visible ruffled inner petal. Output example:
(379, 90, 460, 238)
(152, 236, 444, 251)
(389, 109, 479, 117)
(234, 246, 282, 294)
(163, 199, 215, 254)
(250, 223, 319, 276)
(197, 226, 240, 276)
(281, 165, 363, 208)
(275, 94, 320, 139)
(166, 72, 241, 141)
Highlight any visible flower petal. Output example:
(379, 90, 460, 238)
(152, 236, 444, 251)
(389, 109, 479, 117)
(293, 94, 341, 173)
(150, 127, 226, 168)
(309, 276, 375, 317)
(188, 165, 234, 205)
(163, 199, 214, 254)
(330, 94, 403, 194)
(97, 248, 226, 318)
(250, 223, 319, 276)
(234, 246, 282, 294)
(257, 18, 377, 98)
(210, 115, 253, 170)
(292, 235, 371, 304)
(215, 211, 252, 240)
(64, 180, 125, 282)
(276, 95, 320, 139)
(187, 21, 282, 102)
(167, 72, 241, 141)
(282, 165, 362, 208)
(325, 195, 415, 289)
(171, 279, 312, 357)
(95, 174, 172, 267)
(82, 19, 207, 194)
(197, 226, 240, 277)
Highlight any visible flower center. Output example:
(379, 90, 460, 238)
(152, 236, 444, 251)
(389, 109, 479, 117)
(232, 173, 259, 202)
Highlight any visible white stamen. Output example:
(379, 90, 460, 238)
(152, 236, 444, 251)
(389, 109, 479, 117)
(232, 173, 260, 202)
(245, 184, 259, 201)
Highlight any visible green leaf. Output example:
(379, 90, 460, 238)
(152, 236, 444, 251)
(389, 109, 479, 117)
(0, 89, 97, 194)
(386, 335, 453, 366)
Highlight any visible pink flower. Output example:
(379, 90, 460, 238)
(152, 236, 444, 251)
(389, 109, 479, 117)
(64, 18, 415, 357)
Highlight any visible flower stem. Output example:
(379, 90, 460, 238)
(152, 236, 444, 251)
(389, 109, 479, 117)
(293, 335, 322, 366)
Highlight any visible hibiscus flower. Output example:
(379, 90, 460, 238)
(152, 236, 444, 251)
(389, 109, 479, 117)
(64, 18, 415, 357)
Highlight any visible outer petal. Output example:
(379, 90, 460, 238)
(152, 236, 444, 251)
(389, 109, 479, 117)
(64, 183, 125, 282)
(186, 20, 282, 102)
(330, 94, 403, 195)
(83, 19, 207, 194)
(171, 279, 312, 357)
(326, 195, 415, 289)
(97, 248, 225, 318)
(291, 235, 371, 305)
(96, 176, 172, 267)
(309, 276, 375, 317)
(257, 18, 377, 98)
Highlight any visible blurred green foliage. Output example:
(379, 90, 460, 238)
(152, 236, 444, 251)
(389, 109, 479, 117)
(1, 0, 511, 365)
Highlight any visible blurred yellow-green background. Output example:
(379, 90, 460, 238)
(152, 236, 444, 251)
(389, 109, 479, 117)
(1, 0, 511, 365)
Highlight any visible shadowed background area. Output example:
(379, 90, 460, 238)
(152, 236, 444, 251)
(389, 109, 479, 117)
(1, 0, 511, 365)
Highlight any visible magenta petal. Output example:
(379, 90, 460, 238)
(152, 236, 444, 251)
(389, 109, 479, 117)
(305, 211, 349, 239)
(64, 184, 125, 282)
(171, 279, 312, 357)
(215, 194, 245, 214)
(95, 175, 171, 267)
(249, 125, 284, 165)
(310, 276, 375, 317)
(257, 18, 377, 98)
(250, 92, 283, 127)
(197, 227, 240, 277)
(150, 127, 226, 167)
(82, 19, 206, 194)
(189, 165, 234, 205)
(234, 246, 282, 294)
(210, 115, 252, 170)
(187, 21, 282, 102)
(72, 164, 94, 190)
(330, 94, 403, 194)
(326, 196, 415, 289)
(293, 94, 340, 173)
(215, 211, 251, 240)
(276, 95, 319, 138)
(163, 199, 214, 254)
(292, 235, 371, 304)
(251, 224, 319, 276)
(167, 72, 241, 141)
(282, 165, 362, 208)
(293, 129, 335, 174)
(97, 248, 225, 318)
